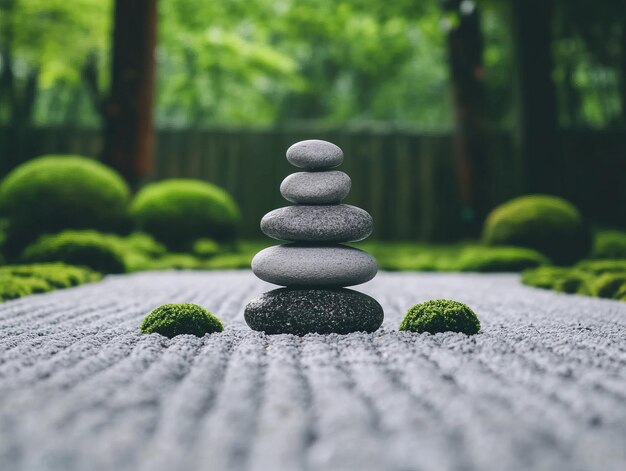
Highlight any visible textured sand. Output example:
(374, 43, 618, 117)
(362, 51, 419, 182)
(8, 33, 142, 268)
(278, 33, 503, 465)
(0, 270, 625, 471)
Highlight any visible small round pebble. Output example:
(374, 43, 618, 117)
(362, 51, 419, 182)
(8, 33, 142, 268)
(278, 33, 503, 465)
(280, 171, 351, 205)
(244, 288, 384, 335)
(261, 205, 373, 243)
(286, 139, 344, 170)
(252, 244, 378, 287)
(399, 299, 480, 335)
(140, 303, 223, 338)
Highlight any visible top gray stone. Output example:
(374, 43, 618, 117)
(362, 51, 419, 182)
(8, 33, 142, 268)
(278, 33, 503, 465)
(286, 139, 344, 170)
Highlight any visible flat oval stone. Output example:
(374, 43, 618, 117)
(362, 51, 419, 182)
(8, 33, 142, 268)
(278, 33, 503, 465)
(244, 287, 384, 335)
(286, 140, 343, 170)
(252, 244, 378, 287)
(261, 205, 372, 242)
(280, 171, 351, 205)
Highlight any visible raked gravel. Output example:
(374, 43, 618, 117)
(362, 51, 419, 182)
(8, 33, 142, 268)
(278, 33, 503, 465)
(0, 270, 625, 471)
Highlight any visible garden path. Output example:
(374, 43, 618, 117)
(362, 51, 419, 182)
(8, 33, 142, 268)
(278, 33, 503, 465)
(1, 271, 625, 471)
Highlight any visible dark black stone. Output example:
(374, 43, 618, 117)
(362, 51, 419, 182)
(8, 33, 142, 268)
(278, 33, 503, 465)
(244, 288, 384, 335)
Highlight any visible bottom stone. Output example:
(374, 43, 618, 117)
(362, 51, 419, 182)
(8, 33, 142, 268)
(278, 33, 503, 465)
(244, 288, 384, 335)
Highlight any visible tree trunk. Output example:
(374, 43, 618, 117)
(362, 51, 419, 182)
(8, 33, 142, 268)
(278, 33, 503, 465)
(103, 0, 157, 186)
(511, 0, 559, 194)
(621, 23, 626, 125)
(443, 0, 487, 233)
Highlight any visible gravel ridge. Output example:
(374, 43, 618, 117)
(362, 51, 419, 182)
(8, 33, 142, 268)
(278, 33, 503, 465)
(0, 270, 625, 471)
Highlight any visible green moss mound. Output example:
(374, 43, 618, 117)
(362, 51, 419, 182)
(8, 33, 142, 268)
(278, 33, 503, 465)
(399, 299, 480, 335)
(21, 230, 127, 273)
(455, 246, 549, 272)
(482, 195, 591, 265)
(140, 303, 224, 338)
(0, 155, 130, 251)
(591, 230, 626, 260)
(131, 179, 241, 248)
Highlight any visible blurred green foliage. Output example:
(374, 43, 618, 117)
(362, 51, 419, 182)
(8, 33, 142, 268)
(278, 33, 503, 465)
(1, 0, 622, 129)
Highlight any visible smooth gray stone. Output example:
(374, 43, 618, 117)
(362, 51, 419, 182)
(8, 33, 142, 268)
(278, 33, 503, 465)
(244, 287, 384, 335)
(261, 204, 372, 242)
(286, 139, 343, 170)
(280, 171, 351, 205)
(251, 244, 378, 287)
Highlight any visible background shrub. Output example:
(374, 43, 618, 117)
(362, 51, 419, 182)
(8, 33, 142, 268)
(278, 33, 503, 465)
(591, 230, 626, 259)
(0, 155, 130, 255)
(131, 179, 241, 248)
(482, 194, 591, 265)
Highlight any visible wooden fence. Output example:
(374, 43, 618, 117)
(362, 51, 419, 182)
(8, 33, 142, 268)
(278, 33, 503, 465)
(1, 126, 625, 240)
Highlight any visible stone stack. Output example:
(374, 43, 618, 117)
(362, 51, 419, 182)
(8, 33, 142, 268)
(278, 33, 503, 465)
(244, 139, 384, 335)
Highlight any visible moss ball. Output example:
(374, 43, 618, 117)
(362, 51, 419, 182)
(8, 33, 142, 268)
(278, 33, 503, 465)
(482, 195, 591, 265)
(131, 179, 241, 248)
(140, 303, 223, 338)
(20, 230, 127, 273)
(455, 246, 549, 272)
(399, 299, 480, 335)
(0, 155, 130, 250)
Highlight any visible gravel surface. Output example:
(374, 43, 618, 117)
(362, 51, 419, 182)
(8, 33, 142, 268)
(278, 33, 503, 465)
(0, 270, 625, 471)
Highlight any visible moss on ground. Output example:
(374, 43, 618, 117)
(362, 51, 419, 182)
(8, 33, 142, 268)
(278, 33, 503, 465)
(482, 195, 591, 265)
(140, 303, 224, 338)
(0, 263, 100, 302)
(21, 230, 128, 274)
(399, 299, 480, 335)
(589, 273, 626, 299)
(454, 246, 549, 272)
(522, 261, 626, 301)
(192, 238, 220, 258)
(522, 267, 591, 295)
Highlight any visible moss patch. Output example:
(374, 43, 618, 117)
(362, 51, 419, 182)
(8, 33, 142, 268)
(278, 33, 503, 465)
(589, 273, 626, 299)
(399, 299, 481, 335)
(454, 246, 549, 272)
(140, 303, 224, 338)
(21, 230, 127, 273)
(0, 263, 100, 302)
(192, 238, 220, 258)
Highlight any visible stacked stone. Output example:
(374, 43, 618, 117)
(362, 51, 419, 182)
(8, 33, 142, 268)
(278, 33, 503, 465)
(244, 139, 384, 335)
